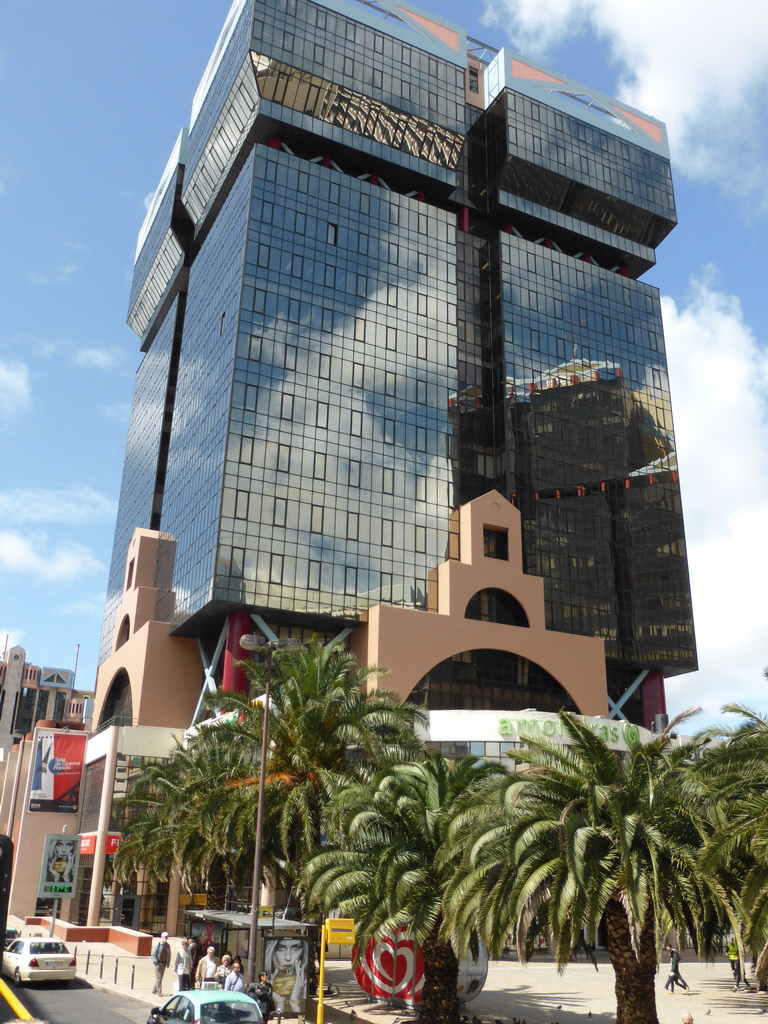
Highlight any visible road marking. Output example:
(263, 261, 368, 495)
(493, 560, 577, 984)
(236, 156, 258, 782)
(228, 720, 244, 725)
(0, 977, 33, 1020)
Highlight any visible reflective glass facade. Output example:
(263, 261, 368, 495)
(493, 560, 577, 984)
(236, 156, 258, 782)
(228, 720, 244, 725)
(101, 0, 696, 718)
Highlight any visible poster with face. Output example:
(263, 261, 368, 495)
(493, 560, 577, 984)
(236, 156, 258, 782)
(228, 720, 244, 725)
(38, 833, 80, 898)
(263, 935, 309, 1015)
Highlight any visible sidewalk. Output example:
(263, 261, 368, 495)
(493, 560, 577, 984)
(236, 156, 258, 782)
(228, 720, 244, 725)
(7, 918, 765, 1023)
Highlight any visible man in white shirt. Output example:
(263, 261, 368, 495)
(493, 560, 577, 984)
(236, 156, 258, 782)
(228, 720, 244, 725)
(195, 946, 220, 988)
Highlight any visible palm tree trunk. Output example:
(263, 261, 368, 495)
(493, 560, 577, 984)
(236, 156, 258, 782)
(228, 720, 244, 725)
(207, 858, 228, 911)
(605, 897, 659, 1024)
(419, 917, 460, 1024)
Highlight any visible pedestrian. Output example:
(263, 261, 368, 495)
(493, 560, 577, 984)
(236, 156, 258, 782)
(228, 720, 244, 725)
(175, 938, 192, 991)
(216, 952, 233, 987)
(681, 1014, 693, 1024)
(253, 970, 275, 1020)
(727, 940, 752, 990)
(196, 945, 220, 989)
(151, 931, 171, 996)
(224, 961, 245, 992)
(188, 935, 199, 974)
(663, 943, 691, 995)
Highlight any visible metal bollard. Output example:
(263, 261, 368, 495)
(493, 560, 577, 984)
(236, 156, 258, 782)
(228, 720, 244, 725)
(99, 952, 104, 979)
(86, 949, 91, 973)
(114, 957, 119, 984)
(131, 962, 135, 989)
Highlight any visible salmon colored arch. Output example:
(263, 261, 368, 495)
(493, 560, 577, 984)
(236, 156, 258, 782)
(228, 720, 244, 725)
(351, 492, 608, 717)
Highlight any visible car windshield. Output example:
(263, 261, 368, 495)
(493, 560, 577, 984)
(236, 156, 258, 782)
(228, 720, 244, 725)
(200, 1001, 262, 1023)
(29, 942, 68, 954)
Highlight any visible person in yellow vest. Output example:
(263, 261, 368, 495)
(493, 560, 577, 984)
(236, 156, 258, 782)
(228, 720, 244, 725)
(727, 940, 753, 991)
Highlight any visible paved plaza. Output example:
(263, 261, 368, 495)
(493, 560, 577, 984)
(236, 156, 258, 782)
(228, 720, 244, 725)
(7, 918, 763, 1023)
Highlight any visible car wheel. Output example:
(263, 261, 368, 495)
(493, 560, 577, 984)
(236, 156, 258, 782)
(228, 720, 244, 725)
(13, 967, 22, 986)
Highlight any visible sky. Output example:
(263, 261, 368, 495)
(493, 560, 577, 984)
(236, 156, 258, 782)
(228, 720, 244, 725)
(1, 0, 766, 728)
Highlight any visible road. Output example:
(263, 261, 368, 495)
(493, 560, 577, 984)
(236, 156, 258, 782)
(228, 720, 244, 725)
(0, 978, 150, 1023)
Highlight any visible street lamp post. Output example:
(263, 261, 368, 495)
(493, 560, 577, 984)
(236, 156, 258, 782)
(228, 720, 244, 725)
(239, 633, 301, 985)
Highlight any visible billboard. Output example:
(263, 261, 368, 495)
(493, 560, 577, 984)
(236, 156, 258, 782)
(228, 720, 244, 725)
(263, 934, 310, 1016)
(28, 731, 87, 813)
(38, 833, 80, 899)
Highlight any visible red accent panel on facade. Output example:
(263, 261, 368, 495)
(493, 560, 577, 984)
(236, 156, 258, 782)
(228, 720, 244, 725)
(641, 669, 666, 731)
(459, 207, 470, 232)
(222, 610, 254, 693)
(268, 136, 281, 149)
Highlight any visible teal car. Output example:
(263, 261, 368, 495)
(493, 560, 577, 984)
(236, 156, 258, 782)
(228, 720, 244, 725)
(147, 989, 264, 1024)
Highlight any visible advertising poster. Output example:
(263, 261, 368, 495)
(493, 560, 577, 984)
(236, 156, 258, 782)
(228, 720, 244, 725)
(263, 935, 310, 1015)
(353, 926, 487, 1007)
(28, 731, 87, 813)
(38, 833, 80, 899)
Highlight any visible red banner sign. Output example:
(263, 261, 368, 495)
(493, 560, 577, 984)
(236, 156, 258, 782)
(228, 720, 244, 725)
(79, 834, 96, 855)
(79, 833, 121, 855)
(29, 731, 87, 813)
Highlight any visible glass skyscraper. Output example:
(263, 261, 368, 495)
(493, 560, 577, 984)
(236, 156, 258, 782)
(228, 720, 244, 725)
(98, 0, 695, 733)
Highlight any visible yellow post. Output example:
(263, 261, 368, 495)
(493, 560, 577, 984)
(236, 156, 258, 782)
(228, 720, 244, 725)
(316, 919, 356, 1024)
(316, 920, 328, 1024)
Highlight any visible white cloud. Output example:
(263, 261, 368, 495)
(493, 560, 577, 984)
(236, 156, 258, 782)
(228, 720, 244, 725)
(661, 272, 768, 722)
(0, 530, 103, 582)
(55, 592, 106, 618)
(98, 402, 131, 424)
(0, 163, 11, 197)
(29, 339, 59, 359)
(0, 359, 31, 420)
(481, 0, 768, 205)
(28, 264, 79, 285)
(73, 347, 126, 370)
(0, 627, 25, 652)
(0, 486, 116, 526)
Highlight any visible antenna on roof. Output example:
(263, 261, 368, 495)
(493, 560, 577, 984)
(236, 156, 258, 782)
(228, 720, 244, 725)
(71, 644, 80, 690)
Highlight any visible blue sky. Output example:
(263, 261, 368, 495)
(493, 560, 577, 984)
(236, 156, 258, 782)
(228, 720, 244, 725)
(1, 0, 766, 727)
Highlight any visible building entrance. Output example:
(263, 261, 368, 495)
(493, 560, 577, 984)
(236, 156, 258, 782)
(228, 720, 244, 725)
(113, 894, 141, 930)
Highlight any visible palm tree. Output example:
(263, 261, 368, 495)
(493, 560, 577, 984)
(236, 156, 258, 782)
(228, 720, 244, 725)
(113, 728, 258, 905)
(697, 701, 768, 986)
(301, 754, 506, 1024)
(442, 711, 731, 1024)
(115, 639, 424, 901)
(216, 637, 426, 881)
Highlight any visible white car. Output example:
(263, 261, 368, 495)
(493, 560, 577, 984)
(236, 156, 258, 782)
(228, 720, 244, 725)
(2, 937, 77, 985)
